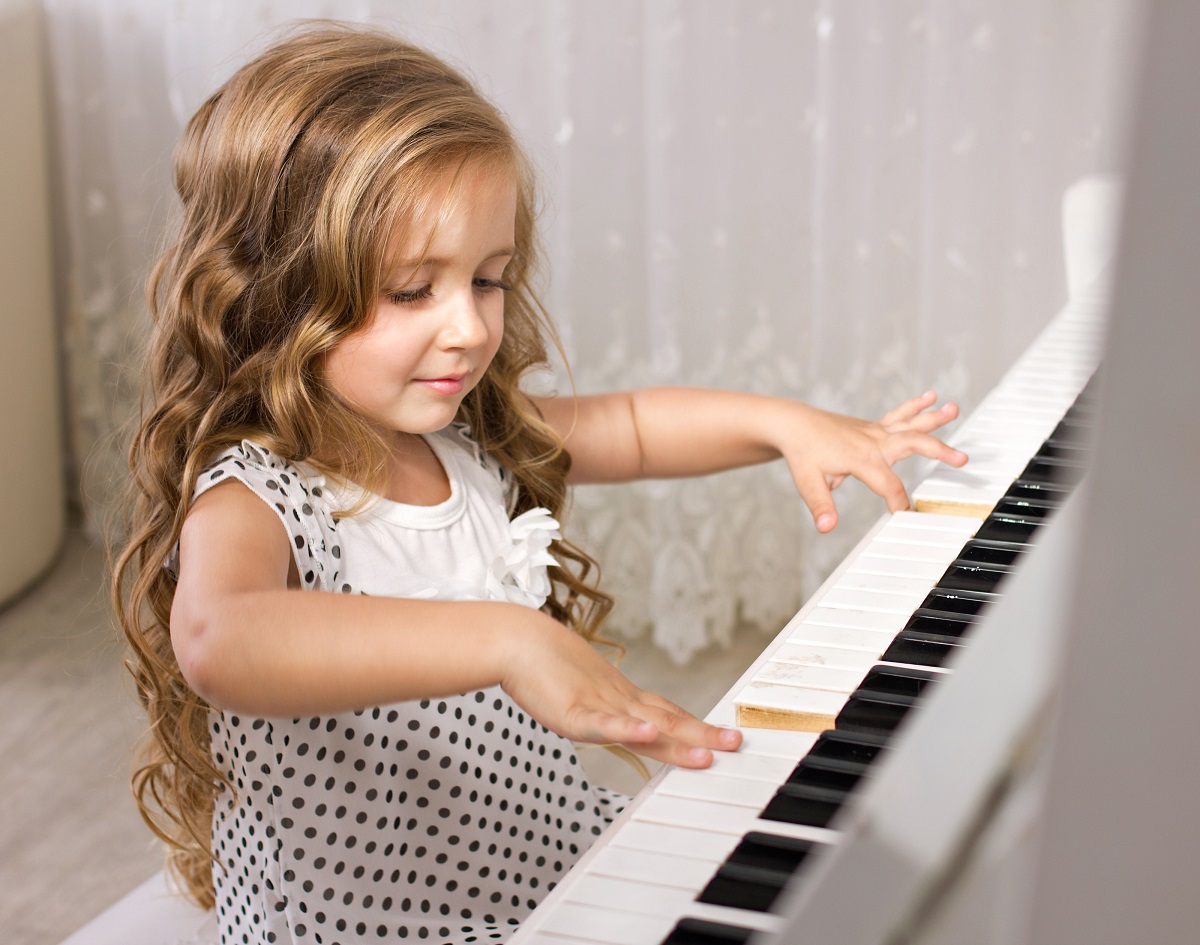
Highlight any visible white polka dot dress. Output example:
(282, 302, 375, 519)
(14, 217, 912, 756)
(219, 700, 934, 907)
(190, 428, 625, 944)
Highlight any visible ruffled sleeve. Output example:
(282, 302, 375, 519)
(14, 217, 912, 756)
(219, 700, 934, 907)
(166, 440, 347, 593)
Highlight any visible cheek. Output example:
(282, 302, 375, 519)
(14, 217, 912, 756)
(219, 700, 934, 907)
(484, 310, 506, 362)
(323, 334, 375, 401)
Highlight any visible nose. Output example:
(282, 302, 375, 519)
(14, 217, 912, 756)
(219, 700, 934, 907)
(438, 290, 490, 351)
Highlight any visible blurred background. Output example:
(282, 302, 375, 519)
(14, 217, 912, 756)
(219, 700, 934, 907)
(0, 0, 1139, 941)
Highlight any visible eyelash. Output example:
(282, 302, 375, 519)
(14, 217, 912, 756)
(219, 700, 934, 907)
(387, 278, 513, 306)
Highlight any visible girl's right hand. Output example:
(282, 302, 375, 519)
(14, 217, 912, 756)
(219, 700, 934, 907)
(500, 613, 742, 768)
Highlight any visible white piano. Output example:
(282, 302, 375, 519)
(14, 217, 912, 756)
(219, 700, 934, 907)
(509, 272, 1104, 945)
(511, 2, 1200, 941)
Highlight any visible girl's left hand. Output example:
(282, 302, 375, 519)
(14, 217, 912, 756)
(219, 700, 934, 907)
(782, 390, 968, 533)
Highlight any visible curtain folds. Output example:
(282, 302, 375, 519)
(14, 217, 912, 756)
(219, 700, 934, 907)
(43, 0, 1137, 661)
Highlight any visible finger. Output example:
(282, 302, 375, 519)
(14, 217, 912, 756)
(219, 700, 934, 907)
(574, 711, 659, 746)
(882, 430, 968, 468)
(649, 707, 743, 753)
(894, 400, 958, 435)
(878, 390, 938, 426)
(624, 728, 742, 770)
(857, 462, 911, 513)
(792, 467, 839, 533)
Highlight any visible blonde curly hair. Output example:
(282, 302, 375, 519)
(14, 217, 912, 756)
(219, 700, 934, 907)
(110, 23, 613, 908)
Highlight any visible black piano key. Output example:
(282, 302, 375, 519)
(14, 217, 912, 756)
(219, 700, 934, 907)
(1048, 416, 1091, 444)
(904, 608, 977, 637)
(958, 539, 1027, 568)
(1018, 454, 1086, 487)
(1003, 478, 1073, 507)
(918, 587, 996, 617)
(727, 831, 824, 873)
(881, 631, 963, 668)
(836, 697, 913, 738)
(835, 666, 941, 737)
(697, 833, 825, 913)
(661, 917, 755, 945)
(991, 496, 1056, 521)
(698, 862, 788, 912)
(858, 665, 940, 700)
(1035, 439, 1091, 462)
(937, 560, 1009, 593)
(760, 782, 849, 829)
(785, 758, 865, 792)
(974, 511, 1043, 544)
(804, 729, 888, 770)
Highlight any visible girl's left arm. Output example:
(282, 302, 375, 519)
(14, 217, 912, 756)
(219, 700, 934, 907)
(532, 388, 968, 533)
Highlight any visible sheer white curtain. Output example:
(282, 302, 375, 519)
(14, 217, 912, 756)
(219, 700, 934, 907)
(44, 0, 1138, 661)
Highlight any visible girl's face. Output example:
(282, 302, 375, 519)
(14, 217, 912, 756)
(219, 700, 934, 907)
(323, 166, 516, 442)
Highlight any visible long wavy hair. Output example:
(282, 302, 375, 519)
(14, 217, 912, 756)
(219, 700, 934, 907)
(111, 23, 615, 908)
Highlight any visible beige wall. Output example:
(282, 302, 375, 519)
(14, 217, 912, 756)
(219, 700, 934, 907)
(0, 0, 66, 604)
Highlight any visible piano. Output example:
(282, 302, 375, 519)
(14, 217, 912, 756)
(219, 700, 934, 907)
(511, 2, 1200, 939)
(507, 285, 1104, 945)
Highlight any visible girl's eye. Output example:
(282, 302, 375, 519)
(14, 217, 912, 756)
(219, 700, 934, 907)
(473, 278, 513, 293)
(388, 285, 433, 305)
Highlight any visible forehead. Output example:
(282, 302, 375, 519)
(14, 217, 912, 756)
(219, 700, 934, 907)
(382, 160, 518, 266)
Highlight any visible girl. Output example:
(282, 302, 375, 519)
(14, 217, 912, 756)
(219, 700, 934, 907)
(113, 24, 966, 945)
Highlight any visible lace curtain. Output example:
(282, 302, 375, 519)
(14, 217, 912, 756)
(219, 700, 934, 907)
(43, 0, 1137, 662)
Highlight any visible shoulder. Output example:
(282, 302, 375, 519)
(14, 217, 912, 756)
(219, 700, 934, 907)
(197, 440, 323, 507)
(189, 440, 343, 591)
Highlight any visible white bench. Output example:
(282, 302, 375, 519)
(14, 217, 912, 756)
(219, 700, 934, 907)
(59, 871, 217, 945)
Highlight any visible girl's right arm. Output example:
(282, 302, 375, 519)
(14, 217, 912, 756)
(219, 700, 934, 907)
(170, 479, 740, 767)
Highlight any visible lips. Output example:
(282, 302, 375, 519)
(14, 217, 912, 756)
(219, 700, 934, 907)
(416, 374, 467, 395)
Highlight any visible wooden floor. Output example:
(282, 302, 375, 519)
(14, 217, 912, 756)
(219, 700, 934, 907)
(0, 529, 767, 945)
(0, 530, 161, 945)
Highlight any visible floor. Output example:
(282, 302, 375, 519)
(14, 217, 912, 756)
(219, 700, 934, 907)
(0, 528, 770, 945)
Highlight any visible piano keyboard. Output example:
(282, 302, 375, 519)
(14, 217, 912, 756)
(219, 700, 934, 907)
(911, 294, 1105, 517)
(508, 297, 1104, 945)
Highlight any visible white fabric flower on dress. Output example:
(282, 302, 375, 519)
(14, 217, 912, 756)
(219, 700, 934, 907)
(486, 507, 561, 608)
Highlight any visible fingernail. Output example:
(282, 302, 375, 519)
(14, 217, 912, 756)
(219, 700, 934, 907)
(718, 728, 741, 748)
(817, 514, 834, 531)
(687, 747, 711, 764)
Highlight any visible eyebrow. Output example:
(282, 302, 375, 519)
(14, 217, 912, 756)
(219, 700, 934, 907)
(385, 246, 517, 273)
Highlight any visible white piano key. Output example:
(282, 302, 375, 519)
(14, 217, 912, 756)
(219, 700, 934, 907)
(888, 510, 981, 535)
(871, 525, 975, 548)
(843, 540, 964, 564)
(732, 680, 846, 723)
(731, 727, 820, 759)
(798, 605, 909, 632)
(585, 845, 718, 889)
(751, 658, 867, 694)
(847, 554, 948, 581)
(979, 391, 1073, 416)
(818, 586, 929, 613)
(521, 934, 591, 945)
(631, 792, 840, 846)
(538, 901, 675, 945)
(656, 769, 780, 809)
(833, 571, 941, 597)
(770, 642, 885, 672)
(631, 793, 755, 836)
(701, 746, 804, 783)
(564, 874, 783, 934)
(798, 606, 910, 634)
(610, 820, 741, 862)
(784, 623, 899, 651)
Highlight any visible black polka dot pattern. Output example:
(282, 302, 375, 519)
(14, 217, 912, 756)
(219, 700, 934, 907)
(194, 438, 626, 944)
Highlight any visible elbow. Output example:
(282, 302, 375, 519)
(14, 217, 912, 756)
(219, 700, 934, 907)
(170, 599, 234, 709)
